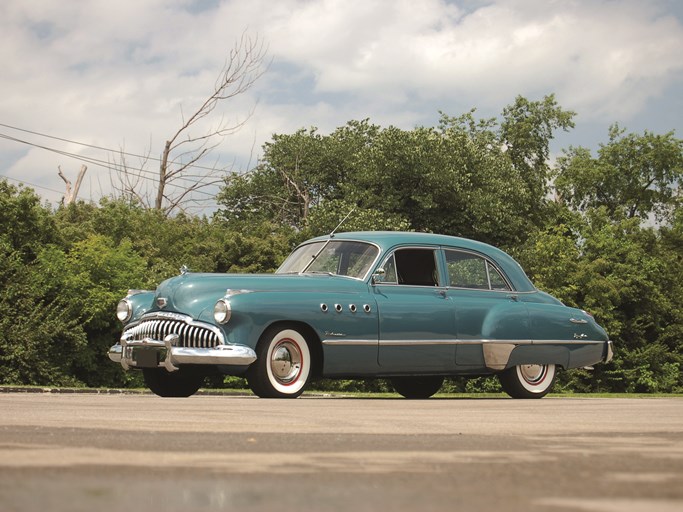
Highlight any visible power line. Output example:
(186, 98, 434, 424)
(0, 133, 222, 198)
(1, 175, 65, 195)
(0, 121, 237, 173)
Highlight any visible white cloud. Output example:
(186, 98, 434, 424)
(257, 0, 683, 118)
(1, 0, 682, 207)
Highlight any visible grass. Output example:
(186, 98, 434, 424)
(2, 385, 681, 399)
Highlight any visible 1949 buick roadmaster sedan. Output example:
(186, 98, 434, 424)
(108, 231, 613, 399)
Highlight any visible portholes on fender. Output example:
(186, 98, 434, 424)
(349, 304, 357, 313)
(320, 303, 328, 313)
(334, 304, 343, 313)
(363, 304, 372, 313)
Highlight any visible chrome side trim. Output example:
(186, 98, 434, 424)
(321, 338, 607, 346)
(322, 339, 379, 346)
(379, 339, 463, 346)
(379, 338, 606, 346)
(570, 317, 588, 324)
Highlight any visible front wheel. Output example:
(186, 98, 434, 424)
(247, 326, 312, 398)
(498, 364, 556, 399)
(391, 376, 444, 399)
(143, 367, 205, 397)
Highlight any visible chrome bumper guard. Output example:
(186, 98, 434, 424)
(604, 340, 614, 363)
(108, 334, 257, 372)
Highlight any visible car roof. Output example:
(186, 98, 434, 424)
(311, 231, 501, 254)
(326, 231, 491, 250)
(306, 231, 536, 292)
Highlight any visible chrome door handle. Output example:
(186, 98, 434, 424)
(570, 318, 588, 324)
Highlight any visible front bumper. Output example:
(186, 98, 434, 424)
(108, 334, 257, 372)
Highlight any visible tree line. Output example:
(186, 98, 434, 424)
(1, 95, 681, 392)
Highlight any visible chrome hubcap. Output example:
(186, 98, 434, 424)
(519, 364, 546, 385)
(270, 340, 302, 384)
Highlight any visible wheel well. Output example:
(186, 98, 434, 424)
(264, 320, 323, 379)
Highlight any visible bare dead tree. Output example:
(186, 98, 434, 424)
(58, 164, 87, 205)
(113, 32, 268, 216)
(278, 155, 312, 222)
(109, 142, 154, 207)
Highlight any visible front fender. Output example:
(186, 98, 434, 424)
(124, 290, 155, 324)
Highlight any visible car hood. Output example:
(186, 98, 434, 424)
(153, 272, 366, 317)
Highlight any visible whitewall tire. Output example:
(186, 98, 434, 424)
(247, 326, 312, 398)
(499, 364, 557, 399)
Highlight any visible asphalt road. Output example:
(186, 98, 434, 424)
(0, 393, 681, 512)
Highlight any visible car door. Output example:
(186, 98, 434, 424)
(443, 249, 530, 368)
(373, 247, 456, 372)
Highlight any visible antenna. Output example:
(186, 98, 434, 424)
(330, 207, 356, 238)
(305, 207, 357, 270)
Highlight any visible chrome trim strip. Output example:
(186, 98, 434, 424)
(379, 339, 463, 346)
(380, 338, 606, 346)
(322, 338, 607, 346)
(530, 339, 606, 345)
(322, 339, 379, 346)
(570, 317, 589, 324)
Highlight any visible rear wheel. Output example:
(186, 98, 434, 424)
(391, 376, 444, 399)
(143, 367, 205, 397)
(498, 364, 556, 399)
(247, 326, 312, 398)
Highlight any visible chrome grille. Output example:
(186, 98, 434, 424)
(123, 319, 220, 348)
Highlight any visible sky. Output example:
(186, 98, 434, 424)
(1, 0, 682, 211)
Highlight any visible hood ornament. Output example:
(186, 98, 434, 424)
(180, 265, 190, 275)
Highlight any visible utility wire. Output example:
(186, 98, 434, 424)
(0, 133, 221, 197)
(2, 175, 65, 195)
(0, 121, 236, 173)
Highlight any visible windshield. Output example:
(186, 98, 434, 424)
(277, 240, 379, 279)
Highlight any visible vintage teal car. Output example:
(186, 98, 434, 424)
(108, 231, 612, 399)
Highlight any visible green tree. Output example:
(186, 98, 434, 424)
(217, 96, 574, 247)
(515, 207, 682, 393)
(501, 94, 575, 215)
(554, 125, 683, 222)
(0, 180, 59, 258)
(35, 235, 149, 386)
(0, 182, 86, 385)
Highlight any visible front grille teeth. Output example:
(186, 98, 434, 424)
(124, 319, 220, 348)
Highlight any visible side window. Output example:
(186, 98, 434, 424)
(487, 264, 510, 291)
(380, 254, 398, 284)
(394, 248, 439, 286)
(445, 250, 510, 291)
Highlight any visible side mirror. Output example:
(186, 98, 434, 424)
(371, 268, 386, 285)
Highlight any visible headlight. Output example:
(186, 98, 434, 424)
(116, 299, 133, 323)
(214, 299, 232, 324)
